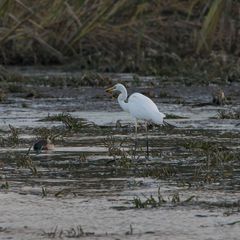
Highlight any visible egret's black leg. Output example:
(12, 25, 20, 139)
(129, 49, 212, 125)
(146, 122, 149, 158)
(134, 120, 138, 152)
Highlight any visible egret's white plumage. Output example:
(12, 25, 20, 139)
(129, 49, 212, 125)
(106, 83, 166, 125)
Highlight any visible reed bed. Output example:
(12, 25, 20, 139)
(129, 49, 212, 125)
(0, 0, 239, 74)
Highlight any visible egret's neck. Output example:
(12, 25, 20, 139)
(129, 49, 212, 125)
(118, 87, 129, 112)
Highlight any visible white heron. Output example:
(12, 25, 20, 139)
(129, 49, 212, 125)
(106, 83, 170, 156)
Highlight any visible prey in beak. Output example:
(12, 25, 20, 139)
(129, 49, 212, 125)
(105, 86, 115, 94)
(105, 86, 117, 99)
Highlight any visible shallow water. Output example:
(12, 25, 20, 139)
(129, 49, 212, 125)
(0, 73, 240, 239)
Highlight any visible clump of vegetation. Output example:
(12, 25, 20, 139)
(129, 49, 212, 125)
(104, 136, 127, 158)
(216, 109, 240, 119)
(16, 152, 37, 175)
(0, 124, 20, 147)
(0, 65, 23, 82)
(182, 140, 218, 152)
(42, 226, 94, 238)
(0, 88, 6, 102)
(193, 149, 238, 184)
(0, 181, 9, 190)
(40, 113, 94, 131)
(41, 186, 47, 198)
(33, 126, 64, 141)
(133, 187, 195, 208)
(103, 135, 145, 168)
(212, 88, 226, 105)
(0, 1, 239, 80)
(79, 72, 112, 87)
(165, 114, 187, 119)
(141, 165, 177, 179)
(7, 124, 20, 145)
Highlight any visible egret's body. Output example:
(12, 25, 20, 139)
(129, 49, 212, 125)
(107, 84, 166, 126)
(106, 84, 167, 157)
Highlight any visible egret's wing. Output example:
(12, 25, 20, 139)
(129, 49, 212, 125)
(128, 93, 165, 122)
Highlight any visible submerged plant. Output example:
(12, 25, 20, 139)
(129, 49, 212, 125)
(42, 225, 94, 238)
(193, 149, 238, 184)
(40, 113, 94, 132)
(141, 164, 177, 179)
(0, 181, 9, 189)
(216, 109, 240, 119)
(33, 126, 65, 141)
(0, 124, 20, 147)
(8, 124, 20, 145)
(17, 154, 37, 175)
(133, 187, 195, 209)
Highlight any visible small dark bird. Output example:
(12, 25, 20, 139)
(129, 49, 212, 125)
(33, 138, 54, 153)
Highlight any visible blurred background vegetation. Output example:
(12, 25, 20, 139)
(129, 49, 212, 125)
(0, 0, 239, 79)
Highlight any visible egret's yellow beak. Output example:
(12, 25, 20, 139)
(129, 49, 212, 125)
(105, 86, 115, 93)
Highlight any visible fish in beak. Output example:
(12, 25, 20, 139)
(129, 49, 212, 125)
(105, 86, 115, 94)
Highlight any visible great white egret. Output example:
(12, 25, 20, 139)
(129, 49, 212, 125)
(106, 83, 169, 156)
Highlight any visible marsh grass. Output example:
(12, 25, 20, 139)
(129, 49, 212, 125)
(0, 1, 239, 79)
(216, 109, 240, 119)
(133, 187, 195, 208)
(41, 186, 47, 198)
(40, 113, 94, 132)
(33, 126, 65, 142)
(42, 225, 94, 238)
(0, 88, 6, 102)
(0, 181, 9, 189)
(104, 135, 145, 168)
(141, 165, 177, 179)
(165, 114, 187, 119)
(182, 140, 219, 152)
(0, 124, 20, 147)
(17, 152, 37, 175)
(193, 149, 238, 184)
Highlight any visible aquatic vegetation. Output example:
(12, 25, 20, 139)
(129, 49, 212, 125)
(165, 114, 187, 119)
(33, 126, 65, 141)
(41, 187, 47, 198)
(211, 88, 226, 105)
(193, 149, 238, 184)
(0, 88, 6, 102)
(125, 224, 133, 235)
(182, 140, 219, 152)
(133, 187, 195, 208)
(0, 124, 20, 147)
(7, 124, 20, 146)
(40, 113, 94, 132)
(0, 181, 9, 190)
(141, 165, 177, 179)
(216, 109, 240, 119)
(80, 72, 112, 87)
(104, 135, 128, 160)
(104, 135, 143, 168)
(133, 188, 166, 209)
(16, 152, 37, 175)
(42, 226, 94, 238)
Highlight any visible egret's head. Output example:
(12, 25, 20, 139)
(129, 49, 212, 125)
(105, 83, 124, 94)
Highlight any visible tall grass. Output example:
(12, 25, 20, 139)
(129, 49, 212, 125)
(0, 0, 239, 71)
